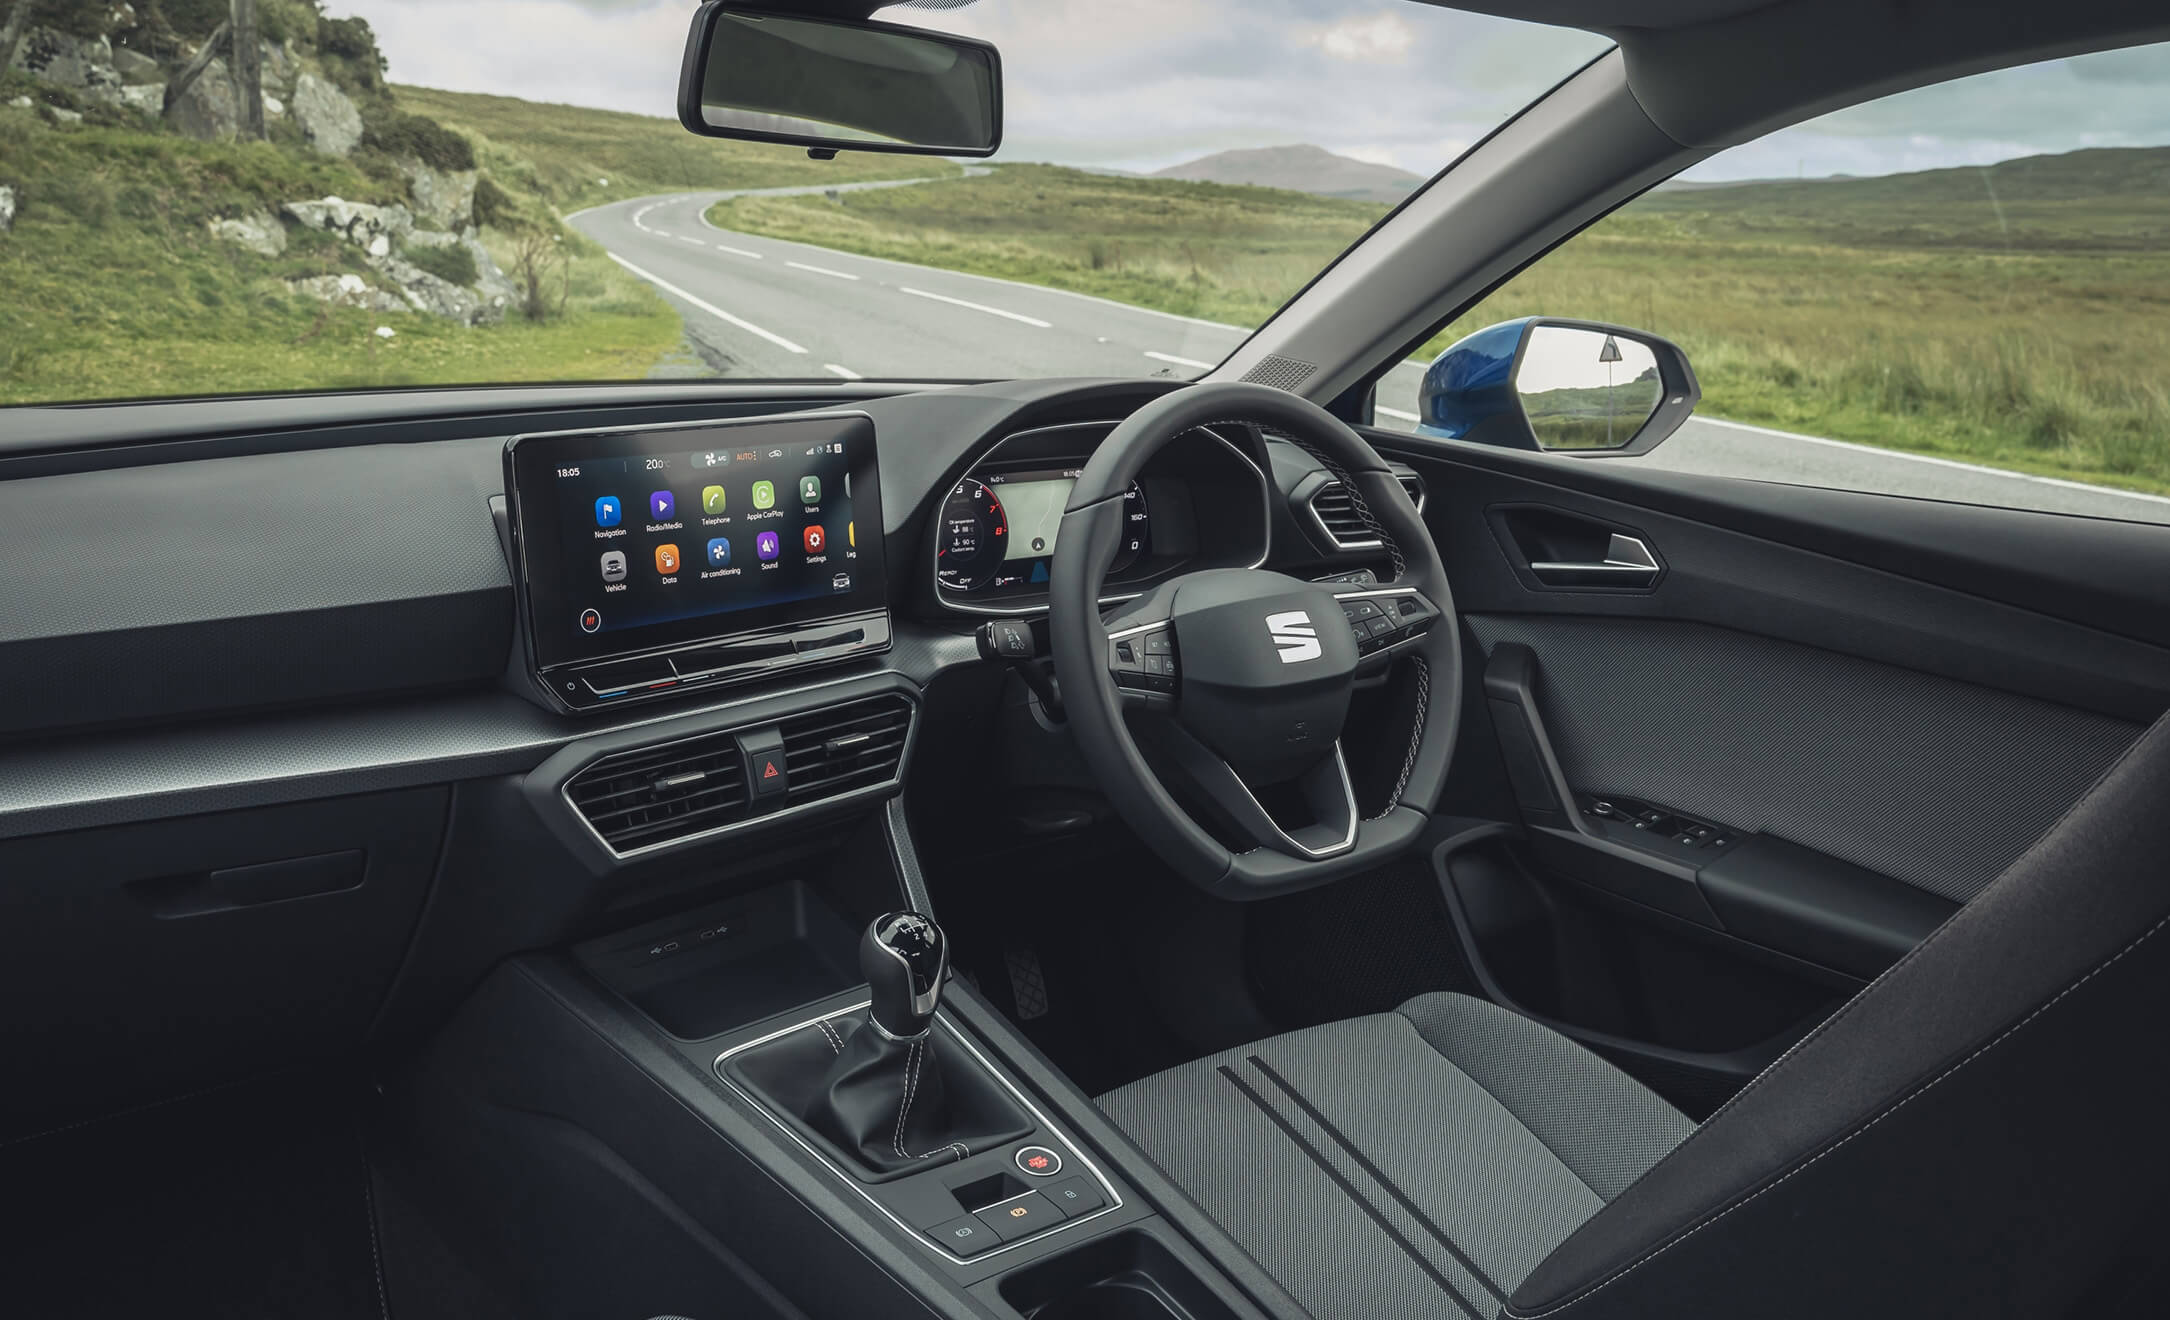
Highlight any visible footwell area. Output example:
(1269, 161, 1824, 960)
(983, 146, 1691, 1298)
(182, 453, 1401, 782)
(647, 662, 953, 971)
(0, 1072, 522, 1320)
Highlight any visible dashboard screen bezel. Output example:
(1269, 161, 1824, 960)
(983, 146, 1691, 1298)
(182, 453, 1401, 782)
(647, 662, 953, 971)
(506, 412, 889, 674)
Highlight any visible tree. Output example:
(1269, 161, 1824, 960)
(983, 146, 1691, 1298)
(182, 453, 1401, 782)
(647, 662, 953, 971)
(231, 0, 263, 141)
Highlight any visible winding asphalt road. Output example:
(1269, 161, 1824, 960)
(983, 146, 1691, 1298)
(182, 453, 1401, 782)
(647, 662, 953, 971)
(569, 188, 2170, 526)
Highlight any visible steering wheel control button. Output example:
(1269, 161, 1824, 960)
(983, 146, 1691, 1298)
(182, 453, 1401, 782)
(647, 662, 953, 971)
(735, 726, 789, 800)
(928, 1216, 998, 1258)
(1143, 632, 1173, 655)
(976, 1191, 1063, 1241)
(1044, 1175, 1106, 1217)
(1015, 1145, 1063, 1177)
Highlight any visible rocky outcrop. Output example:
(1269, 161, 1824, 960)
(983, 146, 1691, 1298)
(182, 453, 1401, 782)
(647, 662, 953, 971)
(260, 41, 297, 95)
(291, 73, 361, 157)
(208, 208, 286, 256)
(168, 57, 237, 141)
(11, 28, 123, 104)
(396, 157, 479, 231)
(283, 196, 414, 257)
(110, 48, 161, 82)
(287, 273, 406, 313)
(118, 83, 164, 116)
(372, 255, 495, 324)
(0, 184, 16, 234)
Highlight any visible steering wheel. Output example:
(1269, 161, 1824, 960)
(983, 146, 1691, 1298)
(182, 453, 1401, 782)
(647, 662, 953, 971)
(1050, 383, 1462, 897)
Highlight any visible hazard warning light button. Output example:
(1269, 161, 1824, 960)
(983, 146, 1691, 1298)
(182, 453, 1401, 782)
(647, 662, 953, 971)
(735, 726, 789, 800)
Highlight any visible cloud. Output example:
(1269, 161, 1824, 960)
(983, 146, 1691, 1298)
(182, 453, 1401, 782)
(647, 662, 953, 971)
(1303, 12, 1417, 64)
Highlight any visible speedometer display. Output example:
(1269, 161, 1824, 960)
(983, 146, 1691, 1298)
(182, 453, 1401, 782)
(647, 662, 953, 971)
(936, 477, 1008, 592)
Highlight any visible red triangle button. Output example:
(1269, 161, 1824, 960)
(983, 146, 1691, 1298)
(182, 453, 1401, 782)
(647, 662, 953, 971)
(762, 760, 780, 780)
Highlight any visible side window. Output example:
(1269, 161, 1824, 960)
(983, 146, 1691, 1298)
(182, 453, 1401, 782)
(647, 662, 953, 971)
(1403, 41, 2170, 525)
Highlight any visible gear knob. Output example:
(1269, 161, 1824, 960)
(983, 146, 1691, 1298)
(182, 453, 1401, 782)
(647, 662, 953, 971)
(861, 911, 947, 1039)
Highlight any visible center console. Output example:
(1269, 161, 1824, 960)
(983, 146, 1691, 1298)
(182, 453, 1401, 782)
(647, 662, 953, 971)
(395, 820, 1290, 1320)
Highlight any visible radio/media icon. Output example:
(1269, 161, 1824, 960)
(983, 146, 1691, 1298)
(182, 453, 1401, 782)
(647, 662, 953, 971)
(756, 530, 781, 561)
(599, 550, 626, 582)
(649, 490, 675, 521)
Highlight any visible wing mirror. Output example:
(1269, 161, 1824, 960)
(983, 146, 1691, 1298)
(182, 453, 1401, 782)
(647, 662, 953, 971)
(677, 3, 1002, 158)
(1416, 318, 1699, 456)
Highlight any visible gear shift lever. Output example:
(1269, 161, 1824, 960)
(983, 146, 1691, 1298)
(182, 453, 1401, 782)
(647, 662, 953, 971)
(862, 911, 946, 1040)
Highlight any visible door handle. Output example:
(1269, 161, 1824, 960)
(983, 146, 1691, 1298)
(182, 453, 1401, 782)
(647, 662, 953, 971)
(1528, 533, 1660, 587)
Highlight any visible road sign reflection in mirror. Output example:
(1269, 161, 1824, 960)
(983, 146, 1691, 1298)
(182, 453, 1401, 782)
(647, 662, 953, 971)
(1415, 317, 1702, 458)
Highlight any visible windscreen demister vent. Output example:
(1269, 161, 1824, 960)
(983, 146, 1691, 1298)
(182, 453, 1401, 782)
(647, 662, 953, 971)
(780, 693, 915, 805)
(566, 731, 749, 853)
(1310, 472, 1425, 550)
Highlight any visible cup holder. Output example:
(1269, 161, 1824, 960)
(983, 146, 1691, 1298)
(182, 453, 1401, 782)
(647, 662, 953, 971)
(998, 1230, 1237, 1320)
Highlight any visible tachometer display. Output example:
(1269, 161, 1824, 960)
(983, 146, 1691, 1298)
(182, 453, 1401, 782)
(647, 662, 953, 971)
(936, 477, 1008, 592)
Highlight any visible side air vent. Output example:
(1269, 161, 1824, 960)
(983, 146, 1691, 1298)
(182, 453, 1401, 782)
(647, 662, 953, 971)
(564, 691, 916, 854)
(780, 693, 914, 804)
(567, 731, 749, 853)
(1240, 355, 1318, 392)
(1308, 472, 1425, 550)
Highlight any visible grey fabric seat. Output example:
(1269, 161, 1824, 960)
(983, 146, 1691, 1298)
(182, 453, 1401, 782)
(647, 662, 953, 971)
(1097, 992, 1692, 1320)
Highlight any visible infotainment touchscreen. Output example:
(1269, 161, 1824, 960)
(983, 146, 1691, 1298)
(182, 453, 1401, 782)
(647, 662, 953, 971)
(506, 413, 888, 674)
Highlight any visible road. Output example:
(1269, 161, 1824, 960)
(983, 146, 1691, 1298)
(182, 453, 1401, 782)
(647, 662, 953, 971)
(570, 190, 2170, 526)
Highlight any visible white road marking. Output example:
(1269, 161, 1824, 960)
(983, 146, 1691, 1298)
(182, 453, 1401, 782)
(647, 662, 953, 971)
(607, 253, 807, 355)
(1376, 405, 1420, 423)
(901, 287, 1051, 328)
(713, 243, 763, 259)
(1691, 417, 2170, 507)
(676, 235, 706, 246)
(788, 260, 861, 281)
(1144, 351, 1215, 370)
(824, 363, 863, 379)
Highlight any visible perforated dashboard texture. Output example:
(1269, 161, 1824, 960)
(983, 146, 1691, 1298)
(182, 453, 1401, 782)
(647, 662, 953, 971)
(1463, 615, 2142, 903)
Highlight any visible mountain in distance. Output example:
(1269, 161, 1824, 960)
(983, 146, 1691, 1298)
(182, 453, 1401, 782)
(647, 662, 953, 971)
(1153, 144, 1421, 204)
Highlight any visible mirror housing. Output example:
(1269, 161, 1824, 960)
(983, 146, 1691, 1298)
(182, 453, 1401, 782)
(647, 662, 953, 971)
(677, 4, 1002, 158)
(1415, 317, 1699, 456)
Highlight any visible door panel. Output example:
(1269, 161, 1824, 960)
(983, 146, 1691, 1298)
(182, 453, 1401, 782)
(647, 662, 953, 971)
(1365, 431, 2168, 1110)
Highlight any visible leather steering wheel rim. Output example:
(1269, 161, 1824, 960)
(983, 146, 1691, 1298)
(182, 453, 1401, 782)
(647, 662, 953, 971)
(1048, 382, 1462, 898)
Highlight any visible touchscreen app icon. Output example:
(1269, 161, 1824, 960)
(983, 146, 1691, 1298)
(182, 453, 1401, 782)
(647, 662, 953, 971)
(706, 537, 731, 568)
(701, 485, 727, 515)
(649, 490, 675, 521)
(654, 543, 681, 575)
(593, 495, 622, 528)
(798, 475, 822, 504)
(751, 480, 776, 510)
(599, 550, 626, 582)
(803, 525, 826, 554)
(756, 530, 781, 561)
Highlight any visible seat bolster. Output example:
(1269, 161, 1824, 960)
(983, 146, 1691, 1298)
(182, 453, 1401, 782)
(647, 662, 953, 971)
(1396, 993, 1694, 1202)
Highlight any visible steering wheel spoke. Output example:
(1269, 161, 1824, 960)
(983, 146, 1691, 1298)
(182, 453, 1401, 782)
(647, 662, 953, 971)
(1139, 719, 1359, 860)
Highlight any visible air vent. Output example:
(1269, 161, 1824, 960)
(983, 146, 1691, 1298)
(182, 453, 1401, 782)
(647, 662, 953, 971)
(1240, 355, 1318, 392)
(567, 731, 750, 853)
(780, 693, 914, 804)
(1308, 473, 1424, 550)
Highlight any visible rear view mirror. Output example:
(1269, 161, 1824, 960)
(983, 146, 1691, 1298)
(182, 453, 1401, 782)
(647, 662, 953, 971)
(1416, 318, 1699, 456)
(678, 4, 1002, 158)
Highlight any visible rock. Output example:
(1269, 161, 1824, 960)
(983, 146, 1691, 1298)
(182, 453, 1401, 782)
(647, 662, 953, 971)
(282, 196, 415, 255)
(395, 156, 479, 231)
(370, 254, 501, 326)
(111, 47, 161, 81)
(12, 28, 116, 92)
(291, 73, 361, 157)
(47, 107, 83, 125)
(0, 184, 15, 234)
(7, 96, 31, 110)
(168, 57, 237, 141)
(288, 272, 407, 313)
(260, 41, 296, 94)
(263, 94, 283, 118)
(464, 233, 517, 311)
(208, 208, 286, 257)
(118, 83, 164, 116)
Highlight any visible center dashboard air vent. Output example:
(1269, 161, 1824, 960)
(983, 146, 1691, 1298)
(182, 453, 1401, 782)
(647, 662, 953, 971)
(1309, 471, 1424, 550)
(564, 692, 915, 854)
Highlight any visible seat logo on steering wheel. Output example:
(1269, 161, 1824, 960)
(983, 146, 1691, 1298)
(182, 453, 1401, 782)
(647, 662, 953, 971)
(1265, 610, 1322, 664)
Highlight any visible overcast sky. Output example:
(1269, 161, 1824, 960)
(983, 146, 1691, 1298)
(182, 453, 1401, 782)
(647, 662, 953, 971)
(345, 1, 2170, 181)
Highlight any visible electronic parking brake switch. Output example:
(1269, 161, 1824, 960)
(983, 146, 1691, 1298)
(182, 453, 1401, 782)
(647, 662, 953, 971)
(736, 725, 787, 799)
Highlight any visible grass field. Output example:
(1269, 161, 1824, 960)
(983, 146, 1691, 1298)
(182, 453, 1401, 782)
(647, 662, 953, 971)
(710, 148, 2170, 495)
(0, 82, 959, 406)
